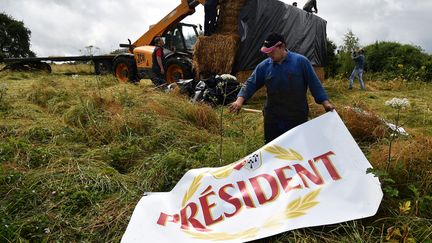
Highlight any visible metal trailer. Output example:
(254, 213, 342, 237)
(2, 55, 116, 75)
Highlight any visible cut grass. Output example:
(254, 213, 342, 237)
(0, 70, 431, 242)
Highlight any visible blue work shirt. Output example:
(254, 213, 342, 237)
(352, 53, 365, 69)
(238, 51, 328, 121)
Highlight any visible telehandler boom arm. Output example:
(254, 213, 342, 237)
(132, 0, 206, 47)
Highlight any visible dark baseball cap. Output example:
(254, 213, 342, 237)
(261, 33, 285, 53)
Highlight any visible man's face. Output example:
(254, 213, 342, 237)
(267, 45, 285, 63)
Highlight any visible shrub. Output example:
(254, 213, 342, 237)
(363, 42, 431, 82)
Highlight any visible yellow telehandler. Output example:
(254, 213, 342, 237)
(113, 0, 206, 83)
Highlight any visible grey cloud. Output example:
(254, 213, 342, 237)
(312, 0, 432, 53)
(0, 0, 185, 56)
(1, 0, 431, 57)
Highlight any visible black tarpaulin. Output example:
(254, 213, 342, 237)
(233, 0, 327, 72)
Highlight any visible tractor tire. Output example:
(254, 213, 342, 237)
(94, 60, 113, 75)
(113, 56, 137, 83)
(165, 58, 193, 84)
(3, 61, 51, 73)
(32, 62, 52, 73)
(3, 63, 29, 72)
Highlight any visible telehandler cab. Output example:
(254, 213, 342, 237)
(114, 0, 206, 83)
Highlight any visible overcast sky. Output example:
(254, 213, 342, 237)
(1, 0, 432, 56)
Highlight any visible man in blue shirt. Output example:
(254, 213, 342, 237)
(229, 33, 334, 144)
(348, 49, 366, 90)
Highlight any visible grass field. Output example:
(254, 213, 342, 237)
(0, 67, 431, 242)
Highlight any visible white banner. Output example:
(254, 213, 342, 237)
(122, 111, 383, 243)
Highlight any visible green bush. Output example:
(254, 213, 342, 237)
(324, 39, 339, 78)
(364, 41, 431, 82)
(336, 51, 355, 78)
(334, 41, 432, 82)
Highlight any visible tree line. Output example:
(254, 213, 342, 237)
(0, 13, 34, 60)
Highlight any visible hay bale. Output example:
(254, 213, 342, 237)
(219, 0, 245, 14)
(338, 106, 387, 142)
(216, 0, 246, 35)
(191, 0, 246, 76)
(218, 8, 243, 19)
(235, 70, 253, 83)
(219, 16, 238, 26)
(217, 26, 237, 35)
(217, 16, 238, 34)
(369, 135, 432, 183)
(193, 34, 240, 76)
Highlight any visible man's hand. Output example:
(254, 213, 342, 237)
(229, 97, 245, 114)
(321, 100, 335, 112)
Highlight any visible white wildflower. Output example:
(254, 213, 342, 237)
(385, 98, 410, 109)
(44, 227, 50, 234)
(385, 122, 409, 136)
(220, 74, 237, 81)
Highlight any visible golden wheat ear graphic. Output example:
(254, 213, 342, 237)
(210, 160, 245, 179)
(264, 145, 303, 161)
(262, 189, 322, 229)
(181, 173, 205, 207)
(182, 160, 246, 207)
(285, 188, 321, 218)
(184, 227, 259, 241)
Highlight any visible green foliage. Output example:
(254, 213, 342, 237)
(339, 29, 360, 53)
(334, 30, 360, 78)
(367, 168, 399, 197)
(336, 51, 356, 78)
(422, 58, 432, 81)
(324, 38, 338, 78)
(365, 42, 425, 72)
(363, 41, 431, 82)
(408, 184, 432, 217)
(0, 12, 35, 58)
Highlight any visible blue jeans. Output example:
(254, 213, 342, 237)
(151, 72, 166, 86)
(349, 68, 365, 90)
